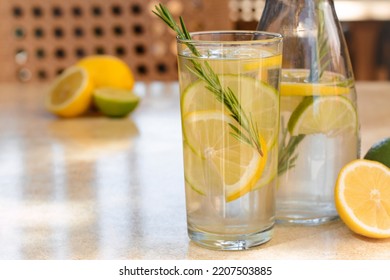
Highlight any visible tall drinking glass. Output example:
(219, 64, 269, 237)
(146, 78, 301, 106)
(177, 31, 283, 250)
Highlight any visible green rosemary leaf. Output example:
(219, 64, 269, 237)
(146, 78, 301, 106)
(229, 124, 252, 146)
(278, 121, 305, 176)
(180, 17, 191, 39)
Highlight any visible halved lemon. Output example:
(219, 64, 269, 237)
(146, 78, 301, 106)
(183, 110, 267, 202)
(335, 159, 390, 239)
(45, 66, 94, 117)
(288, 96, 358, 136)
(181, 75, 279, 149)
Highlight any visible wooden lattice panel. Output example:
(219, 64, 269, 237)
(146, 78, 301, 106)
(228, 0, 264, 22)
(0, 0, 232, 83)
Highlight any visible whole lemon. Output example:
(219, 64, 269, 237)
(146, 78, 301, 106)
(77, 55, 134, 90)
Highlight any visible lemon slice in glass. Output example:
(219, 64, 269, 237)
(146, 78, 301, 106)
(183, 142, 219, 196)
(288, 96, 358, 136)
(183, 110, 267, 202)
(45, 66, 94, 117)
(205, 53, 282, 74)
(181, 75, 279, 149)
(335, 159, 390, 238)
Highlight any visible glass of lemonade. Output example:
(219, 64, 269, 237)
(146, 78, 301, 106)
(176, 31, 283, 250)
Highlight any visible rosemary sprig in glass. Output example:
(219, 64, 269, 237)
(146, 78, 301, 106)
(153, 4, 264, 156)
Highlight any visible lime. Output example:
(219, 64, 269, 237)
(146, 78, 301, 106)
(45, 66, 94, 117)
(288, 96, 358, 136)
(93, 87, 140, 118)
(181, 75, 279, 149)
(183, 110, 267, 202)
(364, 137, 390, 168)
(335, 159, 390, 239)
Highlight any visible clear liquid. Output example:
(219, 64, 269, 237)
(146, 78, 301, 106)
(277, 70, 360, 224)
(178, 47, 281, 249)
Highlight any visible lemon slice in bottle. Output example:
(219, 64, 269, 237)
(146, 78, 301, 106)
(287, 96, 358, 136)
(281, 69, 351, 96)
(183, 110, 267, 202)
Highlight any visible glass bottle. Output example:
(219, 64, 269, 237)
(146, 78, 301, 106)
(257, 0, 360, 224)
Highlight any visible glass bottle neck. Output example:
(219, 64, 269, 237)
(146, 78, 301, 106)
(258, 0, 339, 35)
(258, 0, 354, 81)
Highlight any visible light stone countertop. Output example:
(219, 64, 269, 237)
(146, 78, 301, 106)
(0, 81, 389, 260)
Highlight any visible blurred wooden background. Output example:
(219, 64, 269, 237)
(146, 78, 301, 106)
(0, 0, 389, 83)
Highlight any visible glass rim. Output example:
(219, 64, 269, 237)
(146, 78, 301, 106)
(176, 30, 283, 45)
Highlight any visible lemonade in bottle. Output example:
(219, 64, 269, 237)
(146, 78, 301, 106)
(258, 0, 360, 224)
(176, 31, 283, 250)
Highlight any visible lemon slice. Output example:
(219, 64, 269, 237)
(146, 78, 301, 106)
(280, 69, 351, 96)
(183, 143, 221, 196)
(181, 75, 279, 149)
(252, 150, 277, 190)
(45, 66, 94, 117)
(77, 55, 134, 90)
(288, 96, 358, 136)
(281, 83, 350, 96)
(335, 159, 390, 238)
(243, 54, 282, 70)
(183, 110, 267, 202)
(203, 51, 281, 74)
(93, 87, 140, 118)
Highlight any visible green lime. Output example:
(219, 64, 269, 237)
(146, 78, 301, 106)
(364, 137, 390, 168)
(288, 95, 357, 136)
(93, 87, 140, 117)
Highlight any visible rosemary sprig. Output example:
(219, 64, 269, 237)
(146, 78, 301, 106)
(153, 4, 263, 156)
(308, 5, 329, 83)
(278, 117, 304, 176)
